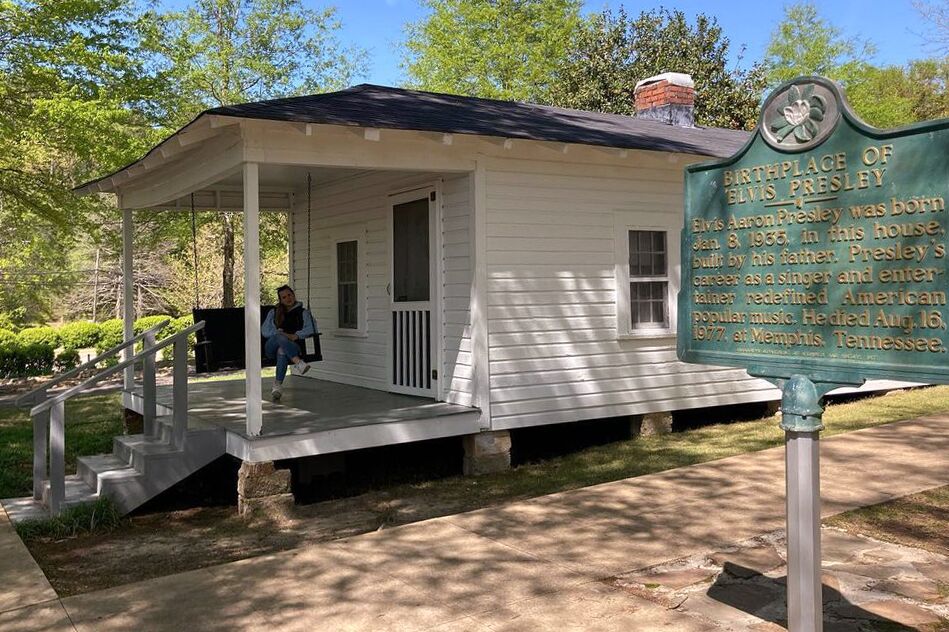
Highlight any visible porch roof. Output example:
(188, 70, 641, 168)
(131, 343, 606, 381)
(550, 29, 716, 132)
(206, 84, 750, 157)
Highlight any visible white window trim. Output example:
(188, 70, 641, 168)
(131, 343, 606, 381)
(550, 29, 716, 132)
(614, 213, 680, 339)
(330, 225, 368, 337)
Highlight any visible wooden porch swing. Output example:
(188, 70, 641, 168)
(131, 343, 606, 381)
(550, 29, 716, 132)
(192, 174, 322, 373)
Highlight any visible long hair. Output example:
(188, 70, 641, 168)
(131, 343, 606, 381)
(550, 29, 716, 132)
(275, 285, 294, 328)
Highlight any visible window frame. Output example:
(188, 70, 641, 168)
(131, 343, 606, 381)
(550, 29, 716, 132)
(614, 213, 680, 339)
(330, 225, 367, 337)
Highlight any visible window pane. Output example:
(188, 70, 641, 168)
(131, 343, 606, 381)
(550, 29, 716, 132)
(337, 240, 358, 329)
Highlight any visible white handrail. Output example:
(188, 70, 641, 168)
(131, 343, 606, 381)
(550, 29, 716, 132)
(32, 321, 204, 515)
(30, 321, 204, 416)
(15, 320, 171, 407)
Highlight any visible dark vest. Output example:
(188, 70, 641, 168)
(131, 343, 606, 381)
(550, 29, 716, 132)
(279, 305, 305, 334)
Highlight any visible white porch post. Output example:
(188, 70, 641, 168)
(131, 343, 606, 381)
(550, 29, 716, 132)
(243, 162, 263, 436)
(121, 207, 135, 391)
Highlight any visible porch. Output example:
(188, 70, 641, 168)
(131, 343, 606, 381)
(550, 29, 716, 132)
(129, 376, 483, 462)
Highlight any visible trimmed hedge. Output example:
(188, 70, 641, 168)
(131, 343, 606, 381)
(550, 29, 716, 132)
(96, 319, 125, 356)
(0, 315, 195, 377)
(58, 321, 101, 350)
(18, 326, 60, 349)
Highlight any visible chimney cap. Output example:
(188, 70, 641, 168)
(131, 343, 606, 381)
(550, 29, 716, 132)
(634, 72, 694, 92)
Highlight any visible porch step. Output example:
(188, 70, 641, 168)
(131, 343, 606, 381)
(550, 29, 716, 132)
(40, 475, 100, 512)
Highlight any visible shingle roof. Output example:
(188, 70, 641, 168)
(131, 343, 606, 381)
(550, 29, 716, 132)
(209, 83, 750, 158)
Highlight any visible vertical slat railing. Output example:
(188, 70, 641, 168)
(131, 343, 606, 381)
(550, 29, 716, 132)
(143, 331, 157, 438)
(172, 338, 188, 449)
(32, 410, 49, 500)
(48, 401, 66, 515)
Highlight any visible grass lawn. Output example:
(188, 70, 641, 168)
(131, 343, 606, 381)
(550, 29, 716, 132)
(826, 484, 949, 557)
(0, 393, 124, 499)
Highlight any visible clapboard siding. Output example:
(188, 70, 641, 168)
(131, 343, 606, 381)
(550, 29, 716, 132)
(288, 169, 474, 404)
(291, 170, 438, 390)
(483, 156, 778, 430)
(441, 174, 474, 406)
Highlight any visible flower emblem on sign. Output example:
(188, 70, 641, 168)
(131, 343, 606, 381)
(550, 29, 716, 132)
(759, 78, 839, 151)
(769, 84, 827, 144)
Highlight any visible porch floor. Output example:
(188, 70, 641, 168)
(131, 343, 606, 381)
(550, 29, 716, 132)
(137, 376, 483, 462)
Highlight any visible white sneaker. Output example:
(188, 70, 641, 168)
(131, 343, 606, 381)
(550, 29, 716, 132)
(271, 384, 283, 401)
(293, 361, 310, 376)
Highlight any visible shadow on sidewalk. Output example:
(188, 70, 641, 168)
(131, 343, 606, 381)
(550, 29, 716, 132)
(708, 562, 915, 631)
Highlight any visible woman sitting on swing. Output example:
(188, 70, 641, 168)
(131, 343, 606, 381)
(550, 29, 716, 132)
(261, 285, 317, 401)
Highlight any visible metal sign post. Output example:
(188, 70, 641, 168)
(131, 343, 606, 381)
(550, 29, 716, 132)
(780, 375, 832, 632)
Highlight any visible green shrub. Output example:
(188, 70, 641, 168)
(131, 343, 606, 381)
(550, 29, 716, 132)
(133, 315, 172, 354)
(162, 315, 195, 362)
(96, 319, 125, 365)
(0, 329, 18, 377)
(58, 321, 101, 350)
(0, 339, 54, 377)
(54, 347, 80, 372)
(17, 326, 60, 349)
(0, 313, 18, 333)
(134, 315, 171, 335)
(0, 328, 58, 377)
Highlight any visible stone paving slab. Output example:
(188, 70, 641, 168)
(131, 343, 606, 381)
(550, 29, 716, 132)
(0, 601, 74, 632)
(0, 507, 59, 617)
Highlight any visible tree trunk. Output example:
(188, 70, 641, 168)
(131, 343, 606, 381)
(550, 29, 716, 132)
(222, 212, 235, 308)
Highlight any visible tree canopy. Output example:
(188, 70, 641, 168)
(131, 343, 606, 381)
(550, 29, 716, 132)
(549, 7, 767, 130)
(403, 0, 581, 102)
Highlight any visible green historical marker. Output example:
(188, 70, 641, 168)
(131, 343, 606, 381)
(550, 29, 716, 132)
(680, 77, 949, 386)
(678, 77, 948, 632)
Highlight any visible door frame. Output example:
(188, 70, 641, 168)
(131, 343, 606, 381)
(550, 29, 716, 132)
(386, 183, 443, 399)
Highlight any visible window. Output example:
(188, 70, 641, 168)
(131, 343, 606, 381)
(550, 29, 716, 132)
(330, 226, 366, 336)
(614, 214, 678, 338)
(628, 230, 668, 329)
(336, 240, 358, 329)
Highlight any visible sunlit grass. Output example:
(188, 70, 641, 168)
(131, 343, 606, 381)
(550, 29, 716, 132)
(382, 386, 949, 507)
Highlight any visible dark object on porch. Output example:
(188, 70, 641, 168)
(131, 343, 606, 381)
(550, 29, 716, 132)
(193, 306, 322, 374)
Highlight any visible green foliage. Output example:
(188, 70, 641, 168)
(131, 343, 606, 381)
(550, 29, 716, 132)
(54, 347, 81, 373)
(162, 315, 196, 362)
(0, 0, 167, 320)
(15, 497, 126, 541)
(96, 319, 125, 357)
(549, 7, 766, 130)
(133, 315, 171, 335)
(0, 340, 54, 377)
(0, 313, 19, 332)
(57, 321, 101, 350)
(17, 326, 59, 349)
(765, 4, 949, 127)
(155, 0, 367, 125)
(764, 3, 875, 86)
(403, 0, 582, 102)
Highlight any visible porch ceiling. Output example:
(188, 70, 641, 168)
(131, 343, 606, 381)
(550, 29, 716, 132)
(150, 164, 380, 212)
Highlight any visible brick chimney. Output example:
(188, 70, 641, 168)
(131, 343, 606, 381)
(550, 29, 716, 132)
(634, 72, 695, 127)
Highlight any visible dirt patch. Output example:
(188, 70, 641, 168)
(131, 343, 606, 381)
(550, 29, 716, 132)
(26, 488, 480, 596)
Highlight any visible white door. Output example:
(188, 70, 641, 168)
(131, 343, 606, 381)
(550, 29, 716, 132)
(389, 189, 438, 396)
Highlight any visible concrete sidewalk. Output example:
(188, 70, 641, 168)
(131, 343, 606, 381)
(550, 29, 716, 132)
(1, 414, 947, 631)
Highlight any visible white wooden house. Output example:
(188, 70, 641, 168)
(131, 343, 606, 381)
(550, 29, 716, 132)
(21, 73, 891, 517)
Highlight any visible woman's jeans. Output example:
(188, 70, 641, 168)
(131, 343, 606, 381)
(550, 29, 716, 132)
(264, 334, 302, 383)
